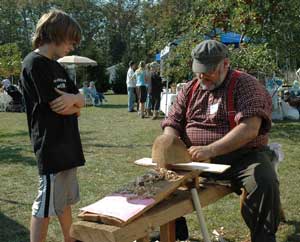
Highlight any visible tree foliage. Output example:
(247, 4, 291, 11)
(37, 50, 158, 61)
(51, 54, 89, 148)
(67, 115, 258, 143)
(111, 64, 127, 94)
(0, 0, 299, 85)
(0, 43, 21, 78)
(229, 43, 279, 76)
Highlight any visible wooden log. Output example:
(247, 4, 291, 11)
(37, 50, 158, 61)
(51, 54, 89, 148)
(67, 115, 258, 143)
(70, 185, 232, 242)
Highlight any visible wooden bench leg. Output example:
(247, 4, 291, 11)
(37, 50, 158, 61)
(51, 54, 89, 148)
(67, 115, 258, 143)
(160, 220, 176, 242)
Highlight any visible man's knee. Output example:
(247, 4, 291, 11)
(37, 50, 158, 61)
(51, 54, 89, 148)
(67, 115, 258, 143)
(256, 162, 279, 188)
(243, 161, 278, 195)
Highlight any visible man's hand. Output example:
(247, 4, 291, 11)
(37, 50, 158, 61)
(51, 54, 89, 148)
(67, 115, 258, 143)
(189, 116, 262, 160)
(187, 145, 214, 162)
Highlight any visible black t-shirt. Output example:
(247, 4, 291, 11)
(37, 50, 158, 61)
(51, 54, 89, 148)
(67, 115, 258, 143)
(20, 51, 85, 175)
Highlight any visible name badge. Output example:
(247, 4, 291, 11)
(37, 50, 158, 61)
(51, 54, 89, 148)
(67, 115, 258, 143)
(210, 103, 219, 115)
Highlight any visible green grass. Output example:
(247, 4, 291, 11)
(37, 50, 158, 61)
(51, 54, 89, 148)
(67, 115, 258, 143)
(0, 95, 299, 242)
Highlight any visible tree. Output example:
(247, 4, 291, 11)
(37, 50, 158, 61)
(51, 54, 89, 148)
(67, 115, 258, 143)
(102, 0, 145, 65)
(0, 43, 21, 79)
(0, 0, 298, 85)
(145, 0, 300, 83)
(229, 43, 279, 77)
(111, 64, 127, 94)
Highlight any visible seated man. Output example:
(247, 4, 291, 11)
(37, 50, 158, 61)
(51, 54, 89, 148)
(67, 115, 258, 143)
(89, 81, 107, 106)
(160, 40, 280, 242)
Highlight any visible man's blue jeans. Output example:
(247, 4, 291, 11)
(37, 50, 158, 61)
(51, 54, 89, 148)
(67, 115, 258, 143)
(127, 87, 136, 111)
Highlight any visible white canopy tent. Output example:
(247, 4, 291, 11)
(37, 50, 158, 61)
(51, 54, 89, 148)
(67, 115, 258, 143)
(57, 55, 97, 84)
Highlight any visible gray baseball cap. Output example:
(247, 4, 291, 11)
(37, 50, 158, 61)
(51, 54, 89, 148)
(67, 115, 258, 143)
(191, 40, 228, 73)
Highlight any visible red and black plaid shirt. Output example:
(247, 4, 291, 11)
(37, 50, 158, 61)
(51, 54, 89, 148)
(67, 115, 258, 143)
(161, 69, 272, 148)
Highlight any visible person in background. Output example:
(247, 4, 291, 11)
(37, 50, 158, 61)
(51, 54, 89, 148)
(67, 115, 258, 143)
(20, 9, 85, 242)
(89, 81, 107, 106)
(283, 89, 300, 115)
(1, 79, 25, 112)
(81, 81, 92, 103)
(160, 39, 280, 242)
(145, 63, 152, 117)
(149, 62, 162, 120)
(290, 80, 300, 96)
(126, 61, 137, 112)
(1, 79, 11, 91)
(134, 61, 147, 118)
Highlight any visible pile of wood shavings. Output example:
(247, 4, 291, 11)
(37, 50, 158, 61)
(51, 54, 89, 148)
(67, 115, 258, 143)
(117, 168, 180, 199)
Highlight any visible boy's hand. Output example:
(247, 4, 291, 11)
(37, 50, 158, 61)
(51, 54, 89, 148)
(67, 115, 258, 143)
(49, 88, 76, 113)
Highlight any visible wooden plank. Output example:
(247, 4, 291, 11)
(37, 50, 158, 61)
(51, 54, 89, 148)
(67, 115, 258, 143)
(160, 220, 175, 242)
(134, 158, 230, 174)
(79, 170, 200, 226)
(71, 184, 232, 242)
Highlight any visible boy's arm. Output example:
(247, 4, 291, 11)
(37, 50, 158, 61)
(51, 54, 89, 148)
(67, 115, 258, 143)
(54, 105, 81, 116)
(49, 88, 84, 115)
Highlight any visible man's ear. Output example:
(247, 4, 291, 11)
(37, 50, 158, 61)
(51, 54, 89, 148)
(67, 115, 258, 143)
(224, 58, 230, 68)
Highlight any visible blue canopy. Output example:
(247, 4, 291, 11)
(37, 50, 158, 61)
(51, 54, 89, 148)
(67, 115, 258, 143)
(157, 29, 250, 60)
(205, 28, 250, 45)
(221, 31, 250, 44)
(155, 53, 161, 61)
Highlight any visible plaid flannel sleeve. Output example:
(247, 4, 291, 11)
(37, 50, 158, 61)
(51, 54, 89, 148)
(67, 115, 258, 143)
(234, 73, 272, 135)
(161, 85, 190, 135)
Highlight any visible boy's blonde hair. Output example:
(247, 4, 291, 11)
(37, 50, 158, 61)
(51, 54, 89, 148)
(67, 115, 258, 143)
(32, 9, 81, 49)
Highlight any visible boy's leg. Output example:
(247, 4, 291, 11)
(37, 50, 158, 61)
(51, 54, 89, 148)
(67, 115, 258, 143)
(55, 168, 80, 242)
(31, 174, 54, 242)
(30, 216, 50, 242)
(58, 205, 75, 242)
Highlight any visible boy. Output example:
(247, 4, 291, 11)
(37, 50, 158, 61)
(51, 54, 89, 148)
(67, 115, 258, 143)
(20, 9, 85, 242)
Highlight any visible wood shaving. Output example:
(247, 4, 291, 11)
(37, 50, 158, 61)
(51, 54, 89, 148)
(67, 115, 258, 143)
(117, 168, 180, 199)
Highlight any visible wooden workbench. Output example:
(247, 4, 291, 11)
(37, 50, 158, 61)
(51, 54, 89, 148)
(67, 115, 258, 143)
(71, 184, 232, 242)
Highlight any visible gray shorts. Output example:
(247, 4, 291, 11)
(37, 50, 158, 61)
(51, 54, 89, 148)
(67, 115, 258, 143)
(32, 168, 80, 218)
